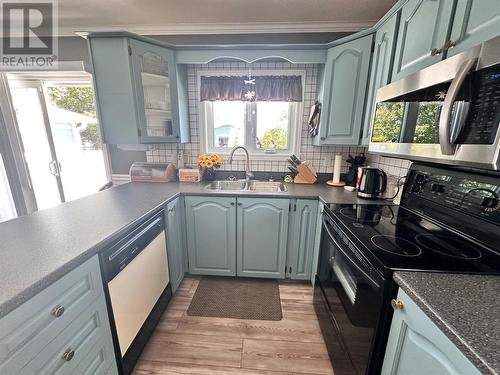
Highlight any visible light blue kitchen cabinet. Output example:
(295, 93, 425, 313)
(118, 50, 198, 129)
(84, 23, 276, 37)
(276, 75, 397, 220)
(72, 336, 117, 375)
(185, 196, 236, 276)
(286, 199, 319, 280)
(382, 289, 480, 375)
(166, 197, 185, 292)
(313, 34, 373, 145)
(0, 255, 117, 375)
(88, 35, 189, 144)
(310, 201, 324, 285)
(361, 13, 400, 145)
(236, 198, 289, 279)
(19, 298, 116, 375)
(391, 0, 455, 81)
(447, 0, 500, 57)
(175, 47, 327, 64)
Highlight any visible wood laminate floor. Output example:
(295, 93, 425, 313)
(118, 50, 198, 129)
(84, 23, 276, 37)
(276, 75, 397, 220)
(132, 277, 334, 375)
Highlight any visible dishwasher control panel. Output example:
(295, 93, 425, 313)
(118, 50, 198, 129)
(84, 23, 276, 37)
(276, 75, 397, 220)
(100, 211, 165, 281)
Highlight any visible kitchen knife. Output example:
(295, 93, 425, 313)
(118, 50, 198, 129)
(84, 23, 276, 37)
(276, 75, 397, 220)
(291, 155, 301, 165)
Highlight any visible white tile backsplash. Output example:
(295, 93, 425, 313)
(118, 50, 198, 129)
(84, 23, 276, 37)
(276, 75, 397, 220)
(145, 61, 413, 179)
(146, 61, 366, 174)
(366, 153, 411, 178)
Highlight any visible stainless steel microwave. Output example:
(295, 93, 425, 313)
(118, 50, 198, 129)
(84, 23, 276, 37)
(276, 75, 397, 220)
(369, 36, 500, 171)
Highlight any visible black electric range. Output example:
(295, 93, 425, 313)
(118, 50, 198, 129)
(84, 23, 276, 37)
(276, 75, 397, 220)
(325, 202, 500, 278)
(314, 163, 500, 375)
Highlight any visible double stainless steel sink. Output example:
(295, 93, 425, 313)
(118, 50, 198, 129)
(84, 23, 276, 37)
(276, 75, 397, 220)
(205, 180, 288, 193)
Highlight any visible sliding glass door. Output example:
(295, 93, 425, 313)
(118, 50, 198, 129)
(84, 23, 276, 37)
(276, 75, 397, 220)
(8, 78, 108, 211)
(0, 153, 16, 222)
(44, 84, 107, 201)
(9, 81, 63, 210)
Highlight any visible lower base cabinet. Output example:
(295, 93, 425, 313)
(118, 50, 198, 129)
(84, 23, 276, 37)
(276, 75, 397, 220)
(286, 199, 319, 280)
(185, 196, 237, 276)
(237, 198, 290, 278)
(185, 196, 321, 280)
(166, 197, 185, 292)
(0, 255, 118, 375)
(382, 289, 480, 375)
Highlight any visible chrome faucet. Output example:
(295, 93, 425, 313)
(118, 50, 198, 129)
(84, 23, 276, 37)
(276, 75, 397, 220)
(228, 146, 254, 181)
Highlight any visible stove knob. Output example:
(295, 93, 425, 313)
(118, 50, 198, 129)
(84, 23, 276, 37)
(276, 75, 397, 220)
(481, 197, 499, 212)
(431, 183, 445, 193)
(415, 174, 427, 184)
(410, 184, 421, 193)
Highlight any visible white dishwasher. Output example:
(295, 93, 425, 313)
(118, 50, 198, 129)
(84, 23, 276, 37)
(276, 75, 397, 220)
(101, 211, 171, 374)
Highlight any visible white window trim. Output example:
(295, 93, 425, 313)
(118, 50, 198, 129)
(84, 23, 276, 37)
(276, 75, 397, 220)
(198, 69, 305, 160)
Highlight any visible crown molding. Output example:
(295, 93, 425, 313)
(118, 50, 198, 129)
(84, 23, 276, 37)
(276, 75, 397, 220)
(64, 20, 377, 37)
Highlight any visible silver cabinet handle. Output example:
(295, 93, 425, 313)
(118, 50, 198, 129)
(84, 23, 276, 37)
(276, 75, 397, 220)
(50, 304, 65, 318)
(391, 299, 404, 310)
(430, 48, 442, 56)
(62, 349, 75, 362)
(444, 40, 456, 50)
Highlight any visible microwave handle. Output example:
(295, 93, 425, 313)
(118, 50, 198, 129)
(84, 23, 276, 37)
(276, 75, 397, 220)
(438, 58, 477, 155)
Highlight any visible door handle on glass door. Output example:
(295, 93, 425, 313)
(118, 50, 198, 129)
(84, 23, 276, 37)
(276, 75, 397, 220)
(48, 161, 59, 176)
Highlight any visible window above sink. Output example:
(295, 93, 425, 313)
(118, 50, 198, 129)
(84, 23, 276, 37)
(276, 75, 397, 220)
(198, 69, 304, 160)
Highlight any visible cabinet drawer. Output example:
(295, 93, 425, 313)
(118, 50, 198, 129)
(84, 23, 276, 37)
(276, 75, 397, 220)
(105, 364, 119, 375)
(71, 336, 117, 375)
(18, 296, 113, 375)
(0, 256, 104, 374)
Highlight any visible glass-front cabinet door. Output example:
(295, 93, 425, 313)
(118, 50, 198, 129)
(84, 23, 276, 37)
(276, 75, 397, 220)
(130, 40, 179, 142)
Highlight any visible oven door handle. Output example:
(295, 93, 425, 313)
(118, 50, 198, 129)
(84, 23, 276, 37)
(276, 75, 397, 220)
(322, 216, 381, 290)
(438, 58, 476, 155)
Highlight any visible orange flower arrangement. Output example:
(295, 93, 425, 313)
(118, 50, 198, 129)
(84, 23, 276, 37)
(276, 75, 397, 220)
(198, 153, 224, 170)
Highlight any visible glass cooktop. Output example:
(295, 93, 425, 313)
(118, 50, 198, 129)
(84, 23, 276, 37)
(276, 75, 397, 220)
(325, 203, 500, 276)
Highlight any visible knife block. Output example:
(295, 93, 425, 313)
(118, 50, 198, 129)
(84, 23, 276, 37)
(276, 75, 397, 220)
(294, 164, 317, 184)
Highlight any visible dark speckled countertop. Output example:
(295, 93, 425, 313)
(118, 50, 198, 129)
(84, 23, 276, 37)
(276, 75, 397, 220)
(394, 271, 500, 375)
(0, 181, 362, 319)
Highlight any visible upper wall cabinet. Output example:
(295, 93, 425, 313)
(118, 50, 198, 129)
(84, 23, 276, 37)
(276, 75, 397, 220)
(392, 0, 500, 81)
(88, 36, 190, 144)
(391, 0, 455, 81)
(314, 34, 373, 145)
(447, 0, 500, 57)
(361, 13, 399, 145)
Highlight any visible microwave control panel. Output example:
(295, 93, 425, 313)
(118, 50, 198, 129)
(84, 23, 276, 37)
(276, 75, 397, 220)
(458, 64, 500, 145)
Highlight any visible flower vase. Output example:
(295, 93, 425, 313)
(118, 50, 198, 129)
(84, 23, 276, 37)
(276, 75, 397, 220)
(202, 167, 216, 181)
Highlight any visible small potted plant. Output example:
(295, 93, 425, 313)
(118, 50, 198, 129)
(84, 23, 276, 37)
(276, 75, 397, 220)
(198, 153, 223, 181)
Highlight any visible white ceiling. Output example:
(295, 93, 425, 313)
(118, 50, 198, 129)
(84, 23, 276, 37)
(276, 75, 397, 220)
(56, 0, 398, 36)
